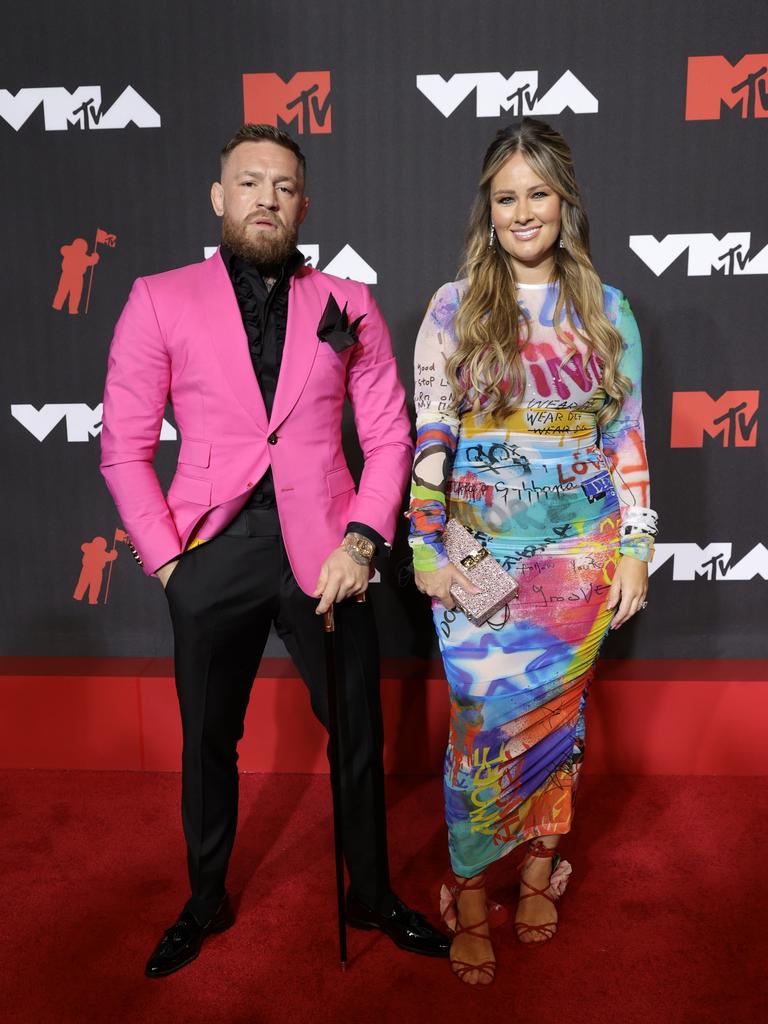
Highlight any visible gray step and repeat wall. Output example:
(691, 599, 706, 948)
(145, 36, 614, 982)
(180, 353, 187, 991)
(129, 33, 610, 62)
(2, 0, 766, 660)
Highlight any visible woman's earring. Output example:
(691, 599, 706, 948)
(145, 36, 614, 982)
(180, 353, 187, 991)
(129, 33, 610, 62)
(559, 235, 565, 249)
(489, 223, 496, 248)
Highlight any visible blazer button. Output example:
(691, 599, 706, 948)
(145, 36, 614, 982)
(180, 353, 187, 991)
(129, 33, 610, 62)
(268, 433, 278, 445)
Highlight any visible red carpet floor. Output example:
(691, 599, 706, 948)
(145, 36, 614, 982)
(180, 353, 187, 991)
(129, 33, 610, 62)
(0, 770, 764, 1024)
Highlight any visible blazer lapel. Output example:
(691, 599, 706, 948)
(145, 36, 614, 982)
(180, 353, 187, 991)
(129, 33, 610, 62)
(268, 267, 321, 432)
(199, 250, 268, 430)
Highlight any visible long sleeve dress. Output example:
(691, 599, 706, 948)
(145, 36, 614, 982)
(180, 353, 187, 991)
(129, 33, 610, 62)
(408, 279, 653, 879)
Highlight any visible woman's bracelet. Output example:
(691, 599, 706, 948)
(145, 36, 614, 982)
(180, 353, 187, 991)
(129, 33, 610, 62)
(620, 506, 658, 538)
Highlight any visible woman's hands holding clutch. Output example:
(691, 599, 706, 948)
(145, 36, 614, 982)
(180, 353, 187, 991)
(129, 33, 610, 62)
(414, 564, 480, 610)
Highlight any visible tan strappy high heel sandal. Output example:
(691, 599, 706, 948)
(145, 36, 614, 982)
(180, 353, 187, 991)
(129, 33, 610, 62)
(443, 875, 496, 985)
(515, 838, 572, 944)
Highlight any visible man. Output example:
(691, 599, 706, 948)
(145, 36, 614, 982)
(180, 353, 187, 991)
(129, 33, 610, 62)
(100, 124, 448, 977)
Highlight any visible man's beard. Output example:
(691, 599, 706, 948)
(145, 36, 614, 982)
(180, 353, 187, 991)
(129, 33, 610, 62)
(221, 212, 298, 269)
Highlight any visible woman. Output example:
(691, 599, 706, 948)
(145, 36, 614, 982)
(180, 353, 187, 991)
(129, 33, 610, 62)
(408, 118, 657, 986)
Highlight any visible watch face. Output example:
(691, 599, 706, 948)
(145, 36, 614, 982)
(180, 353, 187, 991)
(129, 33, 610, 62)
(346, 535, 374, 559)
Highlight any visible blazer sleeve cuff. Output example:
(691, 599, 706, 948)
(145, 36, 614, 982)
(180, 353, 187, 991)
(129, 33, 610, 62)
(345, 521, 389, 557)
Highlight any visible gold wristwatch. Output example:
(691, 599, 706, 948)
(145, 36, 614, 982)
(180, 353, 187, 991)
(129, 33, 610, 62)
(342, 532, 375, 566)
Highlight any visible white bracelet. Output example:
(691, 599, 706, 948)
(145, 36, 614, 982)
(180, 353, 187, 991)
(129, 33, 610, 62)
(621, 506, 658, 537)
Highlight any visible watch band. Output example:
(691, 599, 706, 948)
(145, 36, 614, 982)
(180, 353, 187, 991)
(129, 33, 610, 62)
(342, 532, 375, 565)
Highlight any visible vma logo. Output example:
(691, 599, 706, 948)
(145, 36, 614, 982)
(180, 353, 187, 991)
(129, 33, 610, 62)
(416, 70, 598, 118)
(0, 86, 160, 131)
(204, 243, 377, 283)
(243, 72, 331, 134)
(629, 233, 768, 276)
(671, 391, 759, 448)
(686, 55, 768, 120)
(11, 404, 177, 442)
(650, 543, 768, 581)
(297, 243, 376, 283)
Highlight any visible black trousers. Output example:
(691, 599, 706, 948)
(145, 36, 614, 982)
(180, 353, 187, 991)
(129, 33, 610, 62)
(164, 508, 391, 922)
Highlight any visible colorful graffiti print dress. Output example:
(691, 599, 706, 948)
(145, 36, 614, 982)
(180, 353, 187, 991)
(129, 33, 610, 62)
(408, 280, 653, 879)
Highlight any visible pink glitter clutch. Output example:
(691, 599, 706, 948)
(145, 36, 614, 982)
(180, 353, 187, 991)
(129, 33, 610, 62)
(443, 519, 518, 626)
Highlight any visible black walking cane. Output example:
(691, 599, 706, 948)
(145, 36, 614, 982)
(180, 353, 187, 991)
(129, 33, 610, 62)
(323, 603, 347, 969)
(323, 594, 365, 970)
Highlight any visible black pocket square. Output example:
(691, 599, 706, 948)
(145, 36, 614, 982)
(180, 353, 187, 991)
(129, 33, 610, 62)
(317, 294, 366, 352)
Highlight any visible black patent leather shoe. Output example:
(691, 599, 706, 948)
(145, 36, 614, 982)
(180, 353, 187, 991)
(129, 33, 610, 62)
(346, 890, 450, 958)
(144, 895, 235, 978)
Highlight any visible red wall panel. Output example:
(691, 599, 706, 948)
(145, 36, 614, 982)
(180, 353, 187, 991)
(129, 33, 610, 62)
(1, 658, 766, 775)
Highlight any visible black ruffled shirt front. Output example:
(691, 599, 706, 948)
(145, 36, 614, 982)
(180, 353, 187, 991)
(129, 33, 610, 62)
(221, 245, 303, 510)
(220, 246, 384, 553)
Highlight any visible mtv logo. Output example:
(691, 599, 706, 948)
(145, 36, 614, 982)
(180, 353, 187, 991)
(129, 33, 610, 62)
(670, 391, 759, 448)
(11, 404, 177, 442)
(0, 86, 160, 131)
(686, 54, 768, 120)
(416, 70, 598, 118)
(650, 543, 768, 581)
(243, 72, 331, 134)
(629, 233, 768, 276)
(202, 244, 377, 283)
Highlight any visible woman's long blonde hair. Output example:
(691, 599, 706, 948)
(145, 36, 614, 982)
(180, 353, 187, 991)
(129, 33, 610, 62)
(447, 118, 629, 426)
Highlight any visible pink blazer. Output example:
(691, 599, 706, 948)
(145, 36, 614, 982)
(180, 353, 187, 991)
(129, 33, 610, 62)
(100, 250, 413, 595)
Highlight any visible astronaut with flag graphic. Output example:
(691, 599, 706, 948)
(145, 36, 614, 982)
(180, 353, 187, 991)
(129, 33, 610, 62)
(52, 228, 117, 316)
(73, 526, 131, 605)
(73, 536, 117, 605)
(52, 238, 100, 315)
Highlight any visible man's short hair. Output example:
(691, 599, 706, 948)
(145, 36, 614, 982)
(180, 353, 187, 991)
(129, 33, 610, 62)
(220, 124, 307, 179)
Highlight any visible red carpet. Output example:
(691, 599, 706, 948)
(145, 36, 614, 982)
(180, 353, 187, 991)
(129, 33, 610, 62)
(0, 771, 763, 1024)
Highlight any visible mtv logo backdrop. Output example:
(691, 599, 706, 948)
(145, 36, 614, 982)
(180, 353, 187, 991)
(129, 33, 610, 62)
(686, 54, 768, 120)
(630, 232, 768, 276)
(416, 70, 598, 117)
(242, 72, 331, 133)
(670, 392, 759, 448)
(0, 85, 160, 130)
(1, 0, 767, 660)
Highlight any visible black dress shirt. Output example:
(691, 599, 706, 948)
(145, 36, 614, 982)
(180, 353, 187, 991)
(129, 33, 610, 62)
(220, 246, 386, 554)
